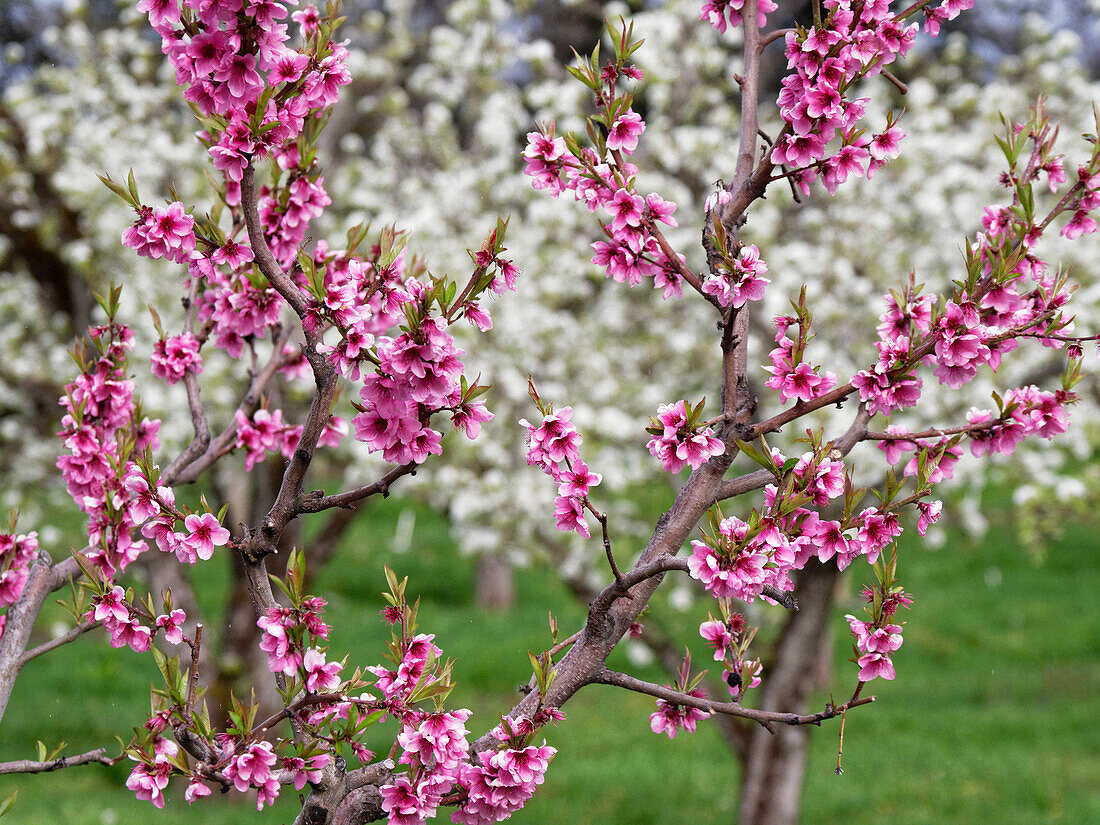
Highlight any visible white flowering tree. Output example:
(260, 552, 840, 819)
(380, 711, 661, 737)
(0, 1, 1099, 824)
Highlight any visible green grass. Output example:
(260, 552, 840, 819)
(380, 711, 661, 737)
(1, 497, 1098, 824)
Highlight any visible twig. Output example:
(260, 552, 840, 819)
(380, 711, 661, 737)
(548, 630, 584, 658)
(762, 28, 795, 47)
(183, 623, 203, 722)
(296, 463, 418, 514)
(592, 668, 874, 730)
(881, 70, 908, 95)
(864, 421, 992, 441)
(19, 619, 100, 666)
(169, 325, 293, 486)
(237, 162, 339, 562)
(0, 747, 121, 775)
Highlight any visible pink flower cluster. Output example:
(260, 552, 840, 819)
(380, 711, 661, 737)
(91, 585, 149, 651)
(224, 740, 280, 810)
(770, 0, 972, 195)
(876, 385, 1071, 492)
(125, 736, 178, 809)
(138, 0, 350, 193)
(451, 739, 557, 825)
(282, 753, 330, 791)
(701, 244, 770, 309)
(846, 614, 903, 681)
(649, 691, 709, 739)
(524, 114, 685, 298)
(698, 616, 762, 699)
(353, 317, 476, 466)
(256, 596, 331, 677)
(234, 408, 302, 471)
(764, 314, 838, 404)
(689, 454, 903, 602)
(122, 202, 196, 263)
(57, 322, 161, 578)
(151, 332, 203, 384)
(1060, 163, 1100, 239)
(854, 235, 1075, 417)
(383, 709, 472, 824)
(521, 407, 601, 538)
(368, 624, 557, 825)
(368, 632, 442, 710)
(0, 531, 38, 631)
(646, 400, 725, 473)
(851, 290, 929, 415)
(700, 0, 778, 33)
(136, 468, 227, 558)
(967, 386, 1071, 455)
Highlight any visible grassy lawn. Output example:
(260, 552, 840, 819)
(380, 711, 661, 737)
(1, 495, 1098, 824)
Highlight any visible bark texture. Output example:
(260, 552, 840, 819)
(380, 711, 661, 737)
(737, 560, 839, 825)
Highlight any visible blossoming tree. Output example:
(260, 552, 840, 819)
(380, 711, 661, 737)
(0, 0, 1098, 824)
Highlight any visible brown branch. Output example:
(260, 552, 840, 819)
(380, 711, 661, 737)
(169, 325, 293, 486)
(592, 668, 874, 729)
(762, 28, 796, 47)
(240, 162, 313, 321)
(237, 162, 339, 562)
(296, 463, 418, 514)
(864, 420, 991, 441)
(715, 468, 775, 501)
(731, 0, 762, 192)
(881, 70, 908, 95)
(0, 747, 122, 775)
(19, 619, 100, 667)
(183, 623, 203, 722)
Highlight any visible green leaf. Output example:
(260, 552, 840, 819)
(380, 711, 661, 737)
(0, 790, 17, 817)
(126, 169, 140, 206)
(734, 439, 778, 476)
(97, 173, 135, 207)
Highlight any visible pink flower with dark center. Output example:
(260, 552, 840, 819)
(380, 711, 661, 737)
(302, 647, 343, 692)
(699, 620, 733, 661)
(181, 512, 230, 562)
(155, 609, 186, 645)
(606, 110, 646, 154)
(607, 188, 645, 234)
(649, 691, 709, 738)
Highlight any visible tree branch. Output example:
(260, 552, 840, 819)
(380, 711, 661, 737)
(296, 463, 418, 514)
(0, 747, 121, 775)
(19, 618, 100, 667)
(592, 668, 874, 730)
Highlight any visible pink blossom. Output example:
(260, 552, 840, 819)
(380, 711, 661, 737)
(92, 585, 130, 627)
(151, 332, 203, 384)
(302, 647, 343, 692)
(606, 110, 645, 154)
(649, 691, 709, 738)
(181, 512, 230, 562)
(699, 620, 733, 661)
(155, 609, 186, 645)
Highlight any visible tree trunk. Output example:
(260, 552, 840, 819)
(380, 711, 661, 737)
(737, 560, 839, 825)
(475, 554, 515, 610)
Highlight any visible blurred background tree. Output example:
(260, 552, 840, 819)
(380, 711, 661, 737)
(1, 1, 1099, 823)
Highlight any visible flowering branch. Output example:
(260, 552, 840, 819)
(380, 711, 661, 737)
(592, 668, 874, 729)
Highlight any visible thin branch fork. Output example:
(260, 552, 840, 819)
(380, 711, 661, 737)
(296, 462, 418, 514)
(592, 668, 874, 730)
(587, 555, 798, 619)
(237, 161, 339, 562)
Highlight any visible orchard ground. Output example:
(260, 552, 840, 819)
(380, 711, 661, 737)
(2, 492, 1098, 825)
